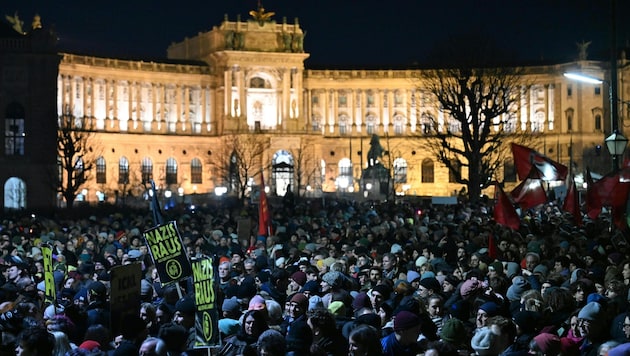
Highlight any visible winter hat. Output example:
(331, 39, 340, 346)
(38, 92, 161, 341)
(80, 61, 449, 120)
(471, 326, 502, 355)
(371, 284, 392, 300)
(308, 295, 323, 311)
(222, 297, 241, 314)
(586, 293, 608, 305)
(505, 262, 521, 279)
(415, 256, 428, 268)
(79, 340, 101, 351)
(393, 311, 421, 332)
(421, 271, 436, 280)
(506, 276, 530, 301)
(406, 270, 421, 283)
(449, 300, 470, 321)
(352, 292, 372, 310)
(478, 302, 499, 317)
(440, 318, 467, 345)
(578, 301, 603, 321)
(390, 244, 403, 254)
(291, 271, 307, 287)
(459, 279, 484, 300)
(290, 293, 309, 309)
(321, 271, 342, 289)
(175, 297, 196, 315)
(532, 333, 561, 355)
(300, 280, 320, 294)
(328, 301, 346, 317)
(513, 310, 540, 334)
(248, 295, 267, 311)
(419, 277, 440, 292)
(266, 300, 283, 324)
(533, 264, 548, 279)
(444, 275, 460, 288)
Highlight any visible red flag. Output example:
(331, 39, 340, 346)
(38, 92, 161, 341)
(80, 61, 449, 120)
(562, 175, 583, 226)
(585, 169, 602, 219)
(494, 183, 520, 230)
(510, 169, 548, 210)
(511, 143, 568, 181)
(258, 171, 272, 237)
(488, 234, 498, 259)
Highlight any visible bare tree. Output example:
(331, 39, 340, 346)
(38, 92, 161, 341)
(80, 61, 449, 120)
(290, 137, 320, 199)
(212, 133, 270, 204)
(417, 60, 528, 202)
(57, 114, 99, 209)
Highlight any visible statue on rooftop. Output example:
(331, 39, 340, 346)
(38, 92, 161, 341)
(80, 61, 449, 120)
(32, 14, 41, 30)
(5, 11, 24, 34)
(577, 40, 591, 61)
(249, 0, 275, 25)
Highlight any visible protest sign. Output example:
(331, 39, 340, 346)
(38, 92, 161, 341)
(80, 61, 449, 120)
(191, 257, 219, 346)
(143, 221, 192, 285)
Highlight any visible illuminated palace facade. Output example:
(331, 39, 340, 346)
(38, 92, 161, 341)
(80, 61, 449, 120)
(2, 12, 630, 209)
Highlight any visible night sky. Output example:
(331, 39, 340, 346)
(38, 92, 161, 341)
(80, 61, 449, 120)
(4, 0, 630, 68)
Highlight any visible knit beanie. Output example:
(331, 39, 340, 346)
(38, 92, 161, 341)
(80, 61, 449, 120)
(419, 277, 440, 292)
(415, 256, 428, 268)
(248, 295, 267, 311)
(489, 261, 504, 274)
(459, 279, 484, 300)
(393, 311, 421, 332)
(577, 301, 603, 321)
(291, 271, 307, 286)
(533, 264, 548, 280)
(290, 292, 309, 309)
(478, 302, 499, 317)
(440, 318, 467, 345)
(406, 270, 421, 283)
(321, 271, 342, 289)
(328, 301, 346, 317)
(222, 296, 241, 314)
(175, 297, 196, 315)
(506, 276, 530, 301)
(371, 284, 392, 300)
(471, 326, 502, 355)
(300, 280, 320, 294)
(505, 262, 521, 279)
(352, 292, 372, 311)
(308, 295, 324, 311)
(533, 333, 561, 355)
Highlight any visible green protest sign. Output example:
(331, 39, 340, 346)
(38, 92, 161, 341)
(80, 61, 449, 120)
(143, 221, 192, 285)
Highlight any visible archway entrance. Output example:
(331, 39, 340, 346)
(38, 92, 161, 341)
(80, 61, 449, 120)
(4, 177, 26, 210)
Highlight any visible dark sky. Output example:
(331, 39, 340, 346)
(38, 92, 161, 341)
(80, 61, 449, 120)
(4, 0, 630, 68)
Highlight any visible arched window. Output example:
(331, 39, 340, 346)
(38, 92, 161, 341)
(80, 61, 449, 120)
(595, 114, 602, 131)
(166, 157, 178, 185)
(394, 158, 407, 183)
(141, 157, 153, 183)
(191, 158, 202, 184)
(4, 177, 26, 209)
(5, 102, 25, 156)
(119, 157, 129, 184)
(96, 156, 106, 184)
(421, 159, 434, 183)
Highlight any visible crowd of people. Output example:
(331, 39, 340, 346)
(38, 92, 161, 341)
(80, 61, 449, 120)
(1, 197, 630, 356)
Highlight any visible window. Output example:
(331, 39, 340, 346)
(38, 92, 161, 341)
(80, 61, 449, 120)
(339, 116, 348, 136)
(312, 117, 321, 132)
(421, 159, 434, 183)
(166, 157, 178, 185)
(366, 115, 376, 135)
(4, 102, 25, 156)
(96, 156, 106, 184)
(337, 158, 353, 191)
(191, 158, 202, 184)
(595, 114, 602, 131)
(394, 158, 407, 183)
(504, 161, 517, 182)
(567, 114, 573, 132)
(567, 85, 572, 97)
(595, 87, 601, 95)
(141, 157, 153, 183)
(119, 157, 129, 184)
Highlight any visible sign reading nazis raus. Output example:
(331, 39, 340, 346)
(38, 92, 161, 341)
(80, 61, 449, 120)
(191, 257, 219, 346)
(143, 221, 192, 285)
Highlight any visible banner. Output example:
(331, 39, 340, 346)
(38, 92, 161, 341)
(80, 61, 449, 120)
(143, 221, 192, 285)
(42, 246, 55, 305)
(110, 263, 142, 337)
(191, 257, 219, 346)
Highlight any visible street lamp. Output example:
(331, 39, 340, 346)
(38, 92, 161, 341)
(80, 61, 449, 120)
(605, 130, 628, 168)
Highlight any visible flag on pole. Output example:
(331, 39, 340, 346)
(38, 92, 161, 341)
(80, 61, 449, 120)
(511, 143, 568, 181)
(258, 170, 272, 237)
(562, 175, 583, 226)
(494, 183, 520, 230)
(585, 169, 602, 219)
(510, 169, 548, 210)
(149, 180, 164, 226)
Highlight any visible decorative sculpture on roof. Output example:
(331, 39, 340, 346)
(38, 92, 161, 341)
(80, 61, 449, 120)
(32, 14, 42, 30)
(577, 40, 591, 61)
(249, 0, 275, 25)
(5, 11, 24, 34)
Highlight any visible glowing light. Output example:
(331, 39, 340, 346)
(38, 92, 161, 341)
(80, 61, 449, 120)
(177, 187, 184, 196)
(563, 72, 603, 84)
(215, 186, 228, 196)
(164, 190, 172, 198)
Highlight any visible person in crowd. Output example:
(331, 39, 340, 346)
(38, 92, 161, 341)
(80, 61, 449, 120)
(221, 309, 269, 356)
